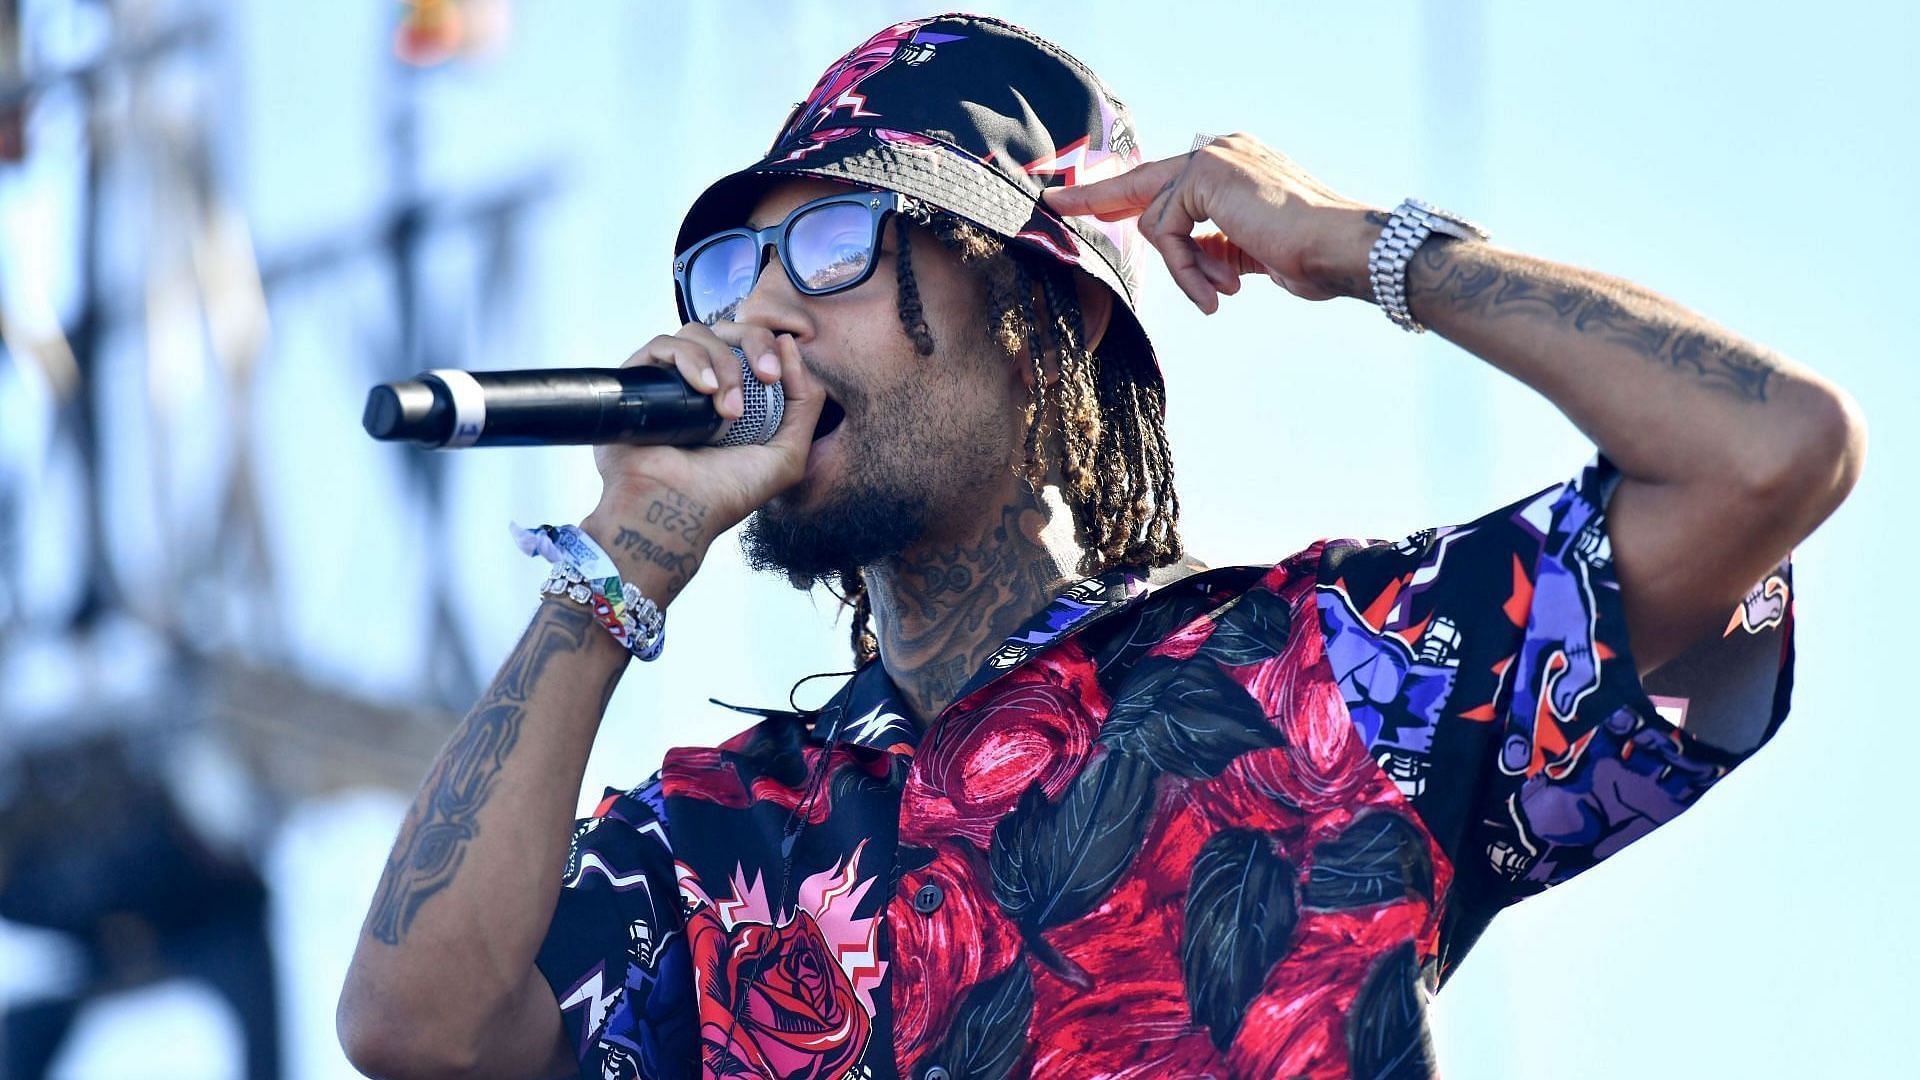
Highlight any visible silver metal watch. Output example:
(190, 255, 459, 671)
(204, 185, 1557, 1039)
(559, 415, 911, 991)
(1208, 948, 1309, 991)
(1367, 198, 1490, 333)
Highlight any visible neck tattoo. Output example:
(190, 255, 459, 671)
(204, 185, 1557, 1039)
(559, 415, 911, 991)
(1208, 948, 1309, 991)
(866, 498, 1078, 724)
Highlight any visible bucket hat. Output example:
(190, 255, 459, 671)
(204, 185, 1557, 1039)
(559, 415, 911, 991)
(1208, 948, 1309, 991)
(673, 13, 1155, 368)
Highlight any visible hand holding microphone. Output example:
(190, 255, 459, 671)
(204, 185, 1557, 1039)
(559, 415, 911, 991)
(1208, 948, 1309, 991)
(365, 322, 825, 602)
(362, 349, 786, 448)
(588, 325, 824, 600)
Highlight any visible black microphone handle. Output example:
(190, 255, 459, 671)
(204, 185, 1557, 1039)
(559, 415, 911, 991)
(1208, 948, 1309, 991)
(362, 351, 776, 448)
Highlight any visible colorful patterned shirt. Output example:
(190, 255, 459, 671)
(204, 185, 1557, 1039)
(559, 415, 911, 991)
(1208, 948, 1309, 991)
(536, 459, 1794, 1079)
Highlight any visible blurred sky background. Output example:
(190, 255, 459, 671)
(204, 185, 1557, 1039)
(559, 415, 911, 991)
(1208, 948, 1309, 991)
(0, 0, 1913, 1076)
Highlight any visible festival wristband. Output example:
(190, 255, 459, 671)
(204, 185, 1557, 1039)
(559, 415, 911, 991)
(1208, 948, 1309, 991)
(511, 521, 666, 661)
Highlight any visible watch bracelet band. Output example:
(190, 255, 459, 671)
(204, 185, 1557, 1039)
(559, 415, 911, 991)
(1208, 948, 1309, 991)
(1368, 202, 1431, 332)
(1367, 199, 1484, 334)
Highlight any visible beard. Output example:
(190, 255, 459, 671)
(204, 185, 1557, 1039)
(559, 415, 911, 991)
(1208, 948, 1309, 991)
(740, 368, 1007, 590)
(740, 469, 933, 590)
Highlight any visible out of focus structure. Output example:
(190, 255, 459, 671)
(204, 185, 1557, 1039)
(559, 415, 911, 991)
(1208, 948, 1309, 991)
(0, 1, 535, 1074)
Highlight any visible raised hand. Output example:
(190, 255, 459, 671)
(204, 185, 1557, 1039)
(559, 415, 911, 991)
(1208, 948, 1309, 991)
(1042, 133, 1383, 313)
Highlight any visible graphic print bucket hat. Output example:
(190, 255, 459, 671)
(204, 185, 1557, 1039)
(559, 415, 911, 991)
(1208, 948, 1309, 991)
(674, 12, 1157, 368)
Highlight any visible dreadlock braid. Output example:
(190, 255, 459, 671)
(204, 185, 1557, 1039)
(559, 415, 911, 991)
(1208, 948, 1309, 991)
(842, 210, 1182, 664)
(1091, 343, 1140, 566)
(1036, 264, 1119, 565)
(1009, 260, 1050, 493)
(842, 567, 879, 665)
(893, 217, 935, 357)
(1138, 375, 1180, 556)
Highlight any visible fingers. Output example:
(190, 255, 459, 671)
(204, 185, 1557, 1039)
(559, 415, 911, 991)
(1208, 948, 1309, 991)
(708, 322, 783, 386)
(686, 321, 769, 421)
(1138, 180, 1224, 314)
(1194, 230, 1247, 273)
(1048, 147, 1235, 314)
(1154, 232, 1221, 314)
(627, 333, 715, 391)
(1195, 247, 1242, 297)
(1041, 154, 1190, 219)
(1050, 140, 1287, 315)
(623, 321, 802, 427)
(763, 334, 825, 464)
(625, 332, 734, 418)
(1194, 231, 1253, 294)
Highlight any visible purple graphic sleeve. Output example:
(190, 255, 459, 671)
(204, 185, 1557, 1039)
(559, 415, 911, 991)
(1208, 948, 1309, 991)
(1477, 458, 1795, 899)
(1316, 457, 1795, 980)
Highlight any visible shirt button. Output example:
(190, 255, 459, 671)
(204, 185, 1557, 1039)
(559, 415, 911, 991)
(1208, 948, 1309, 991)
(923, 1067, 951, 1080)
(912, 883, 944, 914)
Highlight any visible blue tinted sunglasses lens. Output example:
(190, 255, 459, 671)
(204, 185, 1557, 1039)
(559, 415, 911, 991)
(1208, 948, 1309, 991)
(687, 235, 757, 323)
(787, 201, 878, 291)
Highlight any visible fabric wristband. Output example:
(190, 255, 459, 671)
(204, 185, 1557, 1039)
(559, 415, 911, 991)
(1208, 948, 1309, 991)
(511, 522, 666, 661)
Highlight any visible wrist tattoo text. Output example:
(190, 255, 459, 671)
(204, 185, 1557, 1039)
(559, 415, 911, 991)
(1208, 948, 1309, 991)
(643, 487, 709, 546)
(613, 526, 700, 591)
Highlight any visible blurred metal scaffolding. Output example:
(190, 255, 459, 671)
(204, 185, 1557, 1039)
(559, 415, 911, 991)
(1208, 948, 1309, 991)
(0, 0, 551, 1073)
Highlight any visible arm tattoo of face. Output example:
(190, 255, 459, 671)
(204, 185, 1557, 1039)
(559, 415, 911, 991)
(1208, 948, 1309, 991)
(1408, 242, 1779, 403)
(364, 601, 596, 945)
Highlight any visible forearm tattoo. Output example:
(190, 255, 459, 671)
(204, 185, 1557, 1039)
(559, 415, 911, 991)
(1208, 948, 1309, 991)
(1408, 240, 1780, 403)
(365, 601, 595, 945)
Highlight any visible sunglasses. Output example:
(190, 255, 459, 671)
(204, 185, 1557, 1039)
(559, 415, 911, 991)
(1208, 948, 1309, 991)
(674, 190, 930, 325)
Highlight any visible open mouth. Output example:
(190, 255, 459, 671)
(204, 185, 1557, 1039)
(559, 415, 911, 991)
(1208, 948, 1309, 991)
(812, 395, 846, 442)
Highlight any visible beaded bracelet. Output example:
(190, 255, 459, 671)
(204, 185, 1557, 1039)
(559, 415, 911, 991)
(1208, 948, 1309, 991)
(511, 522, 665, 661)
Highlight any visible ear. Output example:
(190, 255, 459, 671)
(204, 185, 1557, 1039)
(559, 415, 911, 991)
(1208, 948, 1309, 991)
(1018, 270, 1118, 393)
(1073, 272, 1115, 356)
(1013, 267, 1121, 395)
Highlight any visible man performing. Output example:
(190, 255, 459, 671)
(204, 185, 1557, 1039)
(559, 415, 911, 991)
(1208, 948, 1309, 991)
(338, 14, 1862, 1079)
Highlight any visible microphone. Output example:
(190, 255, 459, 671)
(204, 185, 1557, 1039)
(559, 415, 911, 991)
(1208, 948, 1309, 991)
(361, 347, 784, 449)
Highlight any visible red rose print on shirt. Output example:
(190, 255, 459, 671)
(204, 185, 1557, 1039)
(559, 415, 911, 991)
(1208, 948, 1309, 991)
(681, 845, 886, 1079)
(900, 650, 1105, 848)
(693, 909, 870, 1079)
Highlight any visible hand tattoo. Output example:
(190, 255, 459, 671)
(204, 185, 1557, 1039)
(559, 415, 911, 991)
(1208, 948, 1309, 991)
(642, 486, 709, 546)
(612, 526, 700, 592)
(601, 486, 708, 593)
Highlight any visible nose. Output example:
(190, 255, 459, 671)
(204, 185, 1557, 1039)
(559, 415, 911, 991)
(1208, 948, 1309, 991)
(733, 244, 813, 340)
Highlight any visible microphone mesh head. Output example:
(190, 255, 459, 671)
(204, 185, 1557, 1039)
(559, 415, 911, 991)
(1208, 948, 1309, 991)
(713, 347, 785, 447)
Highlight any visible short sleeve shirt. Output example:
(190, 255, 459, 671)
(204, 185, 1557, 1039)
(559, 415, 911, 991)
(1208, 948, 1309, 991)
(535, 458, 1794, 1079)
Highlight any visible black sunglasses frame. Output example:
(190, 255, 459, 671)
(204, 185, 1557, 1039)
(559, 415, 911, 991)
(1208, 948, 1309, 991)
(673, 189, 931, 325)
